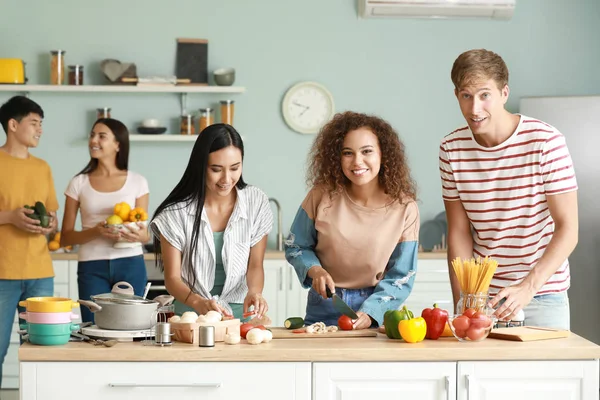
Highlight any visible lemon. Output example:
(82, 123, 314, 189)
(106, 215, 124, 225)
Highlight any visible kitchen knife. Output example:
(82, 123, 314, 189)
(326, 287, 359, 320)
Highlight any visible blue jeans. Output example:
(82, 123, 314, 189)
(305, 287, 375, 327)
(78, 255, 147, 323)
(523, 292, 570, 330)
(0, 277, 54, 389)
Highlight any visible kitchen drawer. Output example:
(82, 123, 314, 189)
(32, 361, 311, 400)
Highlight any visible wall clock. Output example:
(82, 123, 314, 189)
(282, 81, 335, 134)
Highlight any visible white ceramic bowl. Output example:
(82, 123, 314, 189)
(141, 118, 160, 128)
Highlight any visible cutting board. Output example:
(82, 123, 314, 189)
(488, 326, 570, 342)
(270, 327, 377, 339)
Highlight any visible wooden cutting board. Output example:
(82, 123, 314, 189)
(488, 326, 570, 342)
(270, 327, 377, 339)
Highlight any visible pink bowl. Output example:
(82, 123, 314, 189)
(19, 311, 78, 324)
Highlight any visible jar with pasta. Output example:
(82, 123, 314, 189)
(198, 108, 214, 133)
(180, 114, 195, 135)
(220, 100, 235, 125)
(50, 50, 66, 85)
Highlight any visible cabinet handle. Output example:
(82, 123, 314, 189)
(109, 383, 222, 388)
(278, 268, 282, 291)
(465, 374, 471, 400)
(445, 375, 450, 400)
(288, 267, 293, 290)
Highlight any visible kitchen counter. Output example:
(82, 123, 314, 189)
(19, 332, 600, 362)
(50, 250, 448, 261)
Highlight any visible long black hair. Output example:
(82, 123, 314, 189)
(78, 118, 130, 175)
(151, 123, 247, 292)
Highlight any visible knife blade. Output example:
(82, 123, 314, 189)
(326, 287, 359, 319)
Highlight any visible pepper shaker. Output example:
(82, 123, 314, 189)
(198, 325, 215, 347)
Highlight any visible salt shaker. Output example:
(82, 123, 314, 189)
(198, 325, 215, 347)
(155, 322, 172, 345)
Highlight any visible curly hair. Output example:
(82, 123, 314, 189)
(307, 111, 417, 203)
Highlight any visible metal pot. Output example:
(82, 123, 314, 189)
(78, 281, 173, 331)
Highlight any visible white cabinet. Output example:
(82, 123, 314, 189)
(457, 361, 600, 400)
(21, 362, 311, 400)
(262, 260, 308, 326)
(2, 260, 79, 389)
(314, 362, 456, 399)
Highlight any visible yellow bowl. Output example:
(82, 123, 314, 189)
(19, 297, 79, 313)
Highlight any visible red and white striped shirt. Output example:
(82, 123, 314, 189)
(439, 115, 577, 296)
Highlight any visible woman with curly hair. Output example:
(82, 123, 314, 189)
(284, 111, 419, 330)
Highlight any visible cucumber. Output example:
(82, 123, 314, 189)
(34, 201, 47, 218)
(284, 317, 304, 329)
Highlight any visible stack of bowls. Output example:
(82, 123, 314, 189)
(19, 297, 80, 345)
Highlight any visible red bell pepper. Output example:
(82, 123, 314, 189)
(421, 303, 449, 340)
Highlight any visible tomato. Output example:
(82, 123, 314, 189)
(338, 315, 354, 331)
(452, 315, 471, 331)
(462, 308, 477, 318)
(240, 323, 254, 339)
(466, 326, 487, 341)
(254, 324, 267, 331)
(470, 312, 492, 329)
(454, 329, 467, 338)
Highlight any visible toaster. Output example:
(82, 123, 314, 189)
(0, 59, 27, 84)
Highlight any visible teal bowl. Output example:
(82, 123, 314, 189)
(22, 322, 79, 336)
(28, 333, 72, 346)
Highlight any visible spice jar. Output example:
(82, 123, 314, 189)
(50, 50, 66, 85)
(220, 100, 235, 125)
(96, 107, 111, 119)
(68, 65, 84, 85)
(180, 114, 195, 135)
(198, 108, 214, 133)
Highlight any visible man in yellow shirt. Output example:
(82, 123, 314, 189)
(0, 96, 58, 388)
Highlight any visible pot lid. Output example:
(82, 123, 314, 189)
(90, 281, 156, 305)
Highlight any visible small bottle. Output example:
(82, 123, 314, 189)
(50, 50, 66, 85)
(68, 65, 84, 85)
(220, 100, 235, 125)
(180, 114, 195, 135)
(198, 107, 214, 133)
(97, 107, 111, 119)
(198, 325, 215, 347)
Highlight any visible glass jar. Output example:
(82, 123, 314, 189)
(97, 107, 111, 119)
(198, 107, 214, 133)
(456, 292, 489, 314)
(50, 50, 66, 85)
(68, 65, 84, 85)
(220, 100, 235, 125)
(180, 114, 195, 135)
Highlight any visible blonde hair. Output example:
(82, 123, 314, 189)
(451, 49, 509, 90)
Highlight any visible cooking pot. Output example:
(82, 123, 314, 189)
(78, 281, 173, 331)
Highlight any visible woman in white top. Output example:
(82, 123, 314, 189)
(60, 118, 150, 323)
(150, 124, 273, 319)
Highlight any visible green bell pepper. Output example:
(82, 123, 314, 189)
(384, 305, 414, 339)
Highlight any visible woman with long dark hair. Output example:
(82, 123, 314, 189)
(150, 124, 273, 319)
(60, 118, 150, 323)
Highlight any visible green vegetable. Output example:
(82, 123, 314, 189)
(384, 305, 414, 340)
(284, 317, 304, 329)
(34, 201, 47, 218)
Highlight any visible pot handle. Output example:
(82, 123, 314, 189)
(78, 300, 102, 313)
(111, 281, 135, 295)
(153, 295, 175, 307)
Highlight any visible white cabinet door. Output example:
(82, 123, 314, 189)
(23, 362, 311, 400)
(458, 361, 599, 400)
(314, 362, 456, 400)
(285, 262, 308, 319)
(405, 259, 453, 314)
(263, 260, 286, 326)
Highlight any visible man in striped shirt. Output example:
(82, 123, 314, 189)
(439, 49, 578, 329)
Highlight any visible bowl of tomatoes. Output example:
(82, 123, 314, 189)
(448, 308, 497, 342)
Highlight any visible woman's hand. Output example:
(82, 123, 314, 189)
(243, 292, 268, 318)
(308, 266, 335, 299)
(95, 221, 121, 241)
(119, 222, 150, 243)
(352, 312, 373, 330)
(193, 297, 232, 318)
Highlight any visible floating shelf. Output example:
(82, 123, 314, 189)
(0, 84, 245, 94)
(129, 134, 198, 142)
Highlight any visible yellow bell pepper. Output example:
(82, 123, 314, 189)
(398, 316, 427, 343)
(129, 207, 148, 222)
(114, 202, 131, 221)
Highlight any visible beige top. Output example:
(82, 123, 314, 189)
(19, 333, 600, 362)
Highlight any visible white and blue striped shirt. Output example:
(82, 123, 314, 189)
(151, 186, 273, 313)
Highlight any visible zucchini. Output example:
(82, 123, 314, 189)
(284, 317, 304, 329)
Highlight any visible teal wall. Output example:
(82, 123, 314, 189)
(1, 0, 599, 248)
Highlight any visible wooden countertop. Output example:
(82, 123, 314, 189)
(19, 332, 600, 362)
(50, 250, 448, 261)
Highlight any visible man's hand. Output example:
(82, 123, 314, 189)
(11, 207, 43, 234)
(40, 211, 58, 236)
(488, 281, 537, 320)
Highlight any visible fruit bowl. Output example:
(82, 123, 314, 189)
(448, 312, 497, 342)
(107, 221, 148, 249)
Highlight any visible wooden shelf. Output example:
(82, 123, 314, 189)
(0, 84, 245, 94)
(129, 134, 245, 142)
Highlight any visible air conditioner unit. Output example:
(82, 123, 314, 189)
(359, 0, 515, 20)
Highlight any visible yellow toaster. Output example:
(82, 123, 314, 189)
(0, 59, 26, 84)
